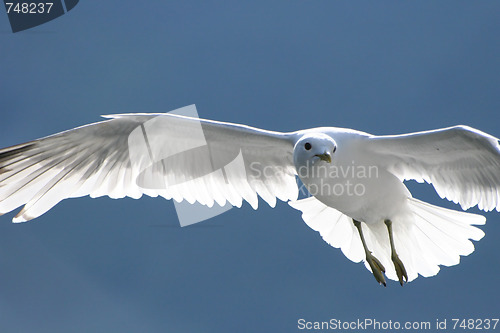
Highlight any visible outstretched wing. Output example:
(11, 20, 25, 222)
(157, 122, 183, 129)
(0, 107, 298, 222)
(365, 125, 500, 211)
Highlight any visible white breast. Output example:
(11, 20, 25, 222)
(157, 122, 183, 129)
(298, 148, 411, 224)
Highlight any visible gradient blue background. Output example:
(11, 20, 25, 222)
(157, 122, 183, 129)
(1, 2, 499, 332)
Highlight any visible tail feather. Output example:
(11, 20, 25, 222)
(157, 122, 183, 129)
(289, 196, 485, 283)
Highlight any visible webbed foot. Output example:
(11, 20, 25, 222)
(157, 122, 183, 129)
(366, 251, 387, 287)
(391, 253, 408, 286)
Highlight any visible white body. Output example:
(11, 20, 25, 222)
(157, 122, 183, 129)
(294, 128, 411, 224)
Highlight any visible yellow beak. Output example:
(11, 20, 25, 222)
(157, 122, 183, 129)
(315, 152, 332, 163)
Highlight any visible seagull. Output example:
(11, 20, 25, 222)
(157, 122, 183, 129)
(1, 105, 498, 286)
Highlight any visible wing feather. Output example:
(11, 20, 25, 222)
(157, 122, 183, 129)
(0, 107, 299, 221)
(365, 125, 500, 211)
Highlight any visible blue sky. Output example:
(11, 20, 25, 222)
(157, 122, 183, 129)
(1, 1, 499, 332)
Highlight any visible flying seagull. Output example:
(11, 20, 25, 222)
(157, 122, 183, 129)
(0, 106, 498, 286)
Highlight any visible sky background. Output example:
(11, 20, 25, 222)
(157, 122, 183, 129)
(1, 1, 499, 332)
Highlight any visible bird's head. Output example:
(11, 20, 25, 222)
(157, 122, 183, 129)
(293, 133, 337, 168)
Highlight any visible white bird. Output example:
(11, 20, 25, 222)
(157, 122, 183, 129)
(1, 105, 498, 286)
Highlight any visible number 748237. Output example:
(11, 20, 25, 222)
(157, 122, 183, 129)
(5, 2, 53, 14)
(452, 319, 499, 330)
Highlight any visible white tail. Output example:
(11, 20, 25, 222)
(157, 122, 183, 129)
(289, 196, 485, 282)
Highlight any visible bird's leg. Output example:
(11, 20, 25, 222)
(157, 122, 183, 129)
(353, 219, 386, 287)
(384, 219, 408, 286)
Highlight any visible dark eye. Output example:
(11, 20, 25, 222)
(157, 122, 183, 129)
(304, 142, 312, 150)
(332, 146, 337, 153)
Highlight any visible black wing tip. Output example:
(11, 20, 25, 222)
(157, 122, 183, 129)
(0, 143, 36, 161)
